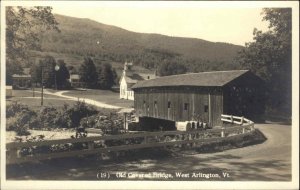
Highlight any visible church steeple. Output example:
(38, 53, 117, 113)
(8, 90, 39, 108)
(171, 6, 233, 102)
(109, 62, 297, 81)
(124, 61, 128, 71)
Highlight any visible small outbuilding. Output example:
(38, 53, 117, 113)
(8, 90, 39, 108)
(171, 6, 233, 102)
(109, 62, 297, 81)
(131, 70, 265, 129)
(12, 74, 31, 89)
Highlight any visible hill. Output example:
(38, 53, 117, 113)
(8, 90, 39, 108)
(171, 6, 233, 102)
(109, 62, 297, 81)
(38, 14, 243, 72)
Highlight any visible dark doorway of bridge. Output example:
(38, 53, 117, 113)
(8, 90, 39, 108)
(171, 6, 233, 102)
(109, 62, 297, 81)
(139, 117, 176, 131)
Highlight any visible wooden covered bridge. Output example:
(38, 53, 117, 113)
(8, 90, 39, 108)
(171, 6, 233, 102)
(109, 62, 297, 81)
(131, 70, 265, 130)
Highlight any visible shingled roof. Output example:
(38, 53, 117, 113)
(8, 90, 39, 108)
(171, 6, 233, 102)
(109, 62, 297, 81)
(131, 70, 250, 89)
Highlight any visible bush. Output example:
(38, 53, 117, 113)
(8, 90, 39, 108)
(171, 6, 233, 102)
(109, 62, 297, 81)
(54, 104, 72, 128)
(80, 112, 123, 134)
(6, 110, 37, 136)
(37, 106, 59, 129)
(6, 101, 101, 133)
(35, 102, 98, 129)
(67, 101, 98, 128)
(6, 101, 31, 118)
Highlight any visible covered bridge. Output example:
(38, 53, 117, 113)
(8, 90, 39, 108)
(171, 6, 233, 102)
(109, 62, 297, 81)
(131, 70, 265, 130)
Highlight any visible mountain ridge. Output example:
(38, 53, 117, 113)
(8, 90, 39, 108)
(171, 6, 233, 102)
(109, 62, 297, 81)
(39, 14, 244, 72)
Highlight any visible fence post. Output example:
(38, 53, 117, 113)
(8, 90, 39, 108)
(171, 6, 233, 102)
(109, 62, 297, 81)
(88, 141, 94, 150)
(251, 123, 255, 131)
(230, 115, 233, 123)
(221, 128, 225, 137)
(242, 127, 245, 134)
(241, 116, 244, 125)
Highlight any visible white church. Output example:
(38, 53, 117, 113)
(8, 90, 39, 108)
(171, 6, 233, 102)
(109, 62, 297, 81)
(119, 62, 155, 100)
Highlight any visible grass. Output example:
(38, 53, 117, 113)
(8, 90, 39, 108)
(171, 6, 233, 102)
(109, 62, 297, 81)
(6, 89, 133, 111)
(6, 89, 76, 111)
(64, 89, 134, 108)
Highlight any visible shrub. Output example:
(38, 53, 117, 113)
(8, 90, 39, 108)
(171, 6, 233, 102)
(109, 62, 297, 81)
(34, 104, 73, 129)
(6, 101, 31, 118)
(37, 106, 59, 129)
(6, 110, 37, 136)
(67, 101, 98, 128)
(80, 112, 123, 134)
(54, 104, 72, 128)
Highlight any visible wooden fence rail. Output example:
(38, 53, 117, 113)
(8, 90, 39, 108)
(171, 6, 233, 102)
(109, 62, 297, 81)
(6, 115, 254, 164)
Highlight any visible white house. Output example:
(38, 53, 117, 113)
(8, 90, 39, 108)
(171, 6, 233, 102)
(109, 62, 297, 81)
(69, 74, 81, 87)
(119, 62, 155, 100)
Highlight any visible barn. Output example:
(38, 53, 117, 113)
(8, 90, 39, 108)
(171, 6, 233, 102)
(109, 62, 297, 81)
(131, 70, 265, 130)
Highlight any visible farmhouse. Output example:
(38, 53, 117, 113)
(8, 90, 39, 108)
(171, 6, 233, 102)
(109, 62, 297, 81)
(12, 68, 32, 89)
(12, 74, 31, 89)
(69, 74, 83, 88)
(131, 70, 265, 130)
(119, 62, 155, 100)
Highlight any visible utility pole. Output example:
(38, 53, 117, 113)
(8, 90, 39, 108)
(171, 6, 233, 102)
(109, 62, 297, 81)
(41, 65, 44, 106)
(55, 65, 60, 90)
(32, 80, 35, 97)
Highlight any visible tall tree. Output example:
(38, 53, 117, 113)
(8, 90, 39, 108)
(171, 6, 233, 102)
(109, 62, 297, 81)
(30, 62, 42, 84)
(79, 57, 98, 88)
(112, 68, 118, 85)
(6, 6, 59, 85)
(98, 63, 115, 89)
(41, 56, 56, 88)
(237, 8, 291, 116)
(56, 59, 70, 89)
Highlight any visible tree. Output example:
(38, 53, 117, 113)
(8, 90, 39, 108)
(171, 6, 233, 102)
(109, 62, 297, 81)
(41, 56, 56, 88)
(6, 6, 59, 85)
(98, 63, 115, 89)
(112, 68, 118, 85)
(236, 8, 291, 116)
(30, 62, 43, 84)
(158, 61, 187, 76)
(6, 59, 23, 85)
(79, 57, 98, 88)
(56, 60, 70, 89)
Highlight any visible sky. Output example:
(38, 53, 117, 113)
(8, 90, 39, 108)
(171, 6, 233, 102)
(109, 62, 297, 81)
(51, 2, 270, 46)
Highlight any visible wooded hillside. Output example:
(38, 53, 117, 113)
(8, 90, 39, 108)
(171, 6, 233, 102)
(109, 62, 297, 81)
(39, 14, 243, 72)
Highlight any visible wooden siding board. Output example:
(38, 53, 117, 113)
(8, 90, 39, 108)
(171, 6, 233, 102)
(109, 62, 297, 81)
(134, 87, 224, 127)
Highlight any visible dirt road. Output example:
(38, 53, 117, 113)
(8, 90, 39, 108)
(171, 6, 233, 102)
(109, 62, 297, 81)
(29, 89, 123, 109)
(7, 124, 291, 181)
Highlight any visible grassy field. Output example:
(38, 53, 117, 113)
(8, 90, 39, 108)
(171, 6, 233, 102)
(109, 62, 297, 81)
(6, 89, 76, 110)
(6, 89, 133, 110)
(63, 89, 134, 108)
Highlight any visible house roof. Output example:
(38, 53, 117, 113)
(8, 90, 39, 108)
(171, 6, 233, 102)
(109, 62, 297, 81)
(131, 70, 250, 89)
(124, 76, 137, 84)
(12, 74, 31, 78)
(121, 71, 153, 85)
(70, 74, 80, 80)
(23, 68, 30, 75)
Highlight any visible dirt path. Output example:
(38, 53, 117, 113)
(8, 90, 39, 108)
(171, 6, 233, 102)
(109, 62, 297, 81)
(29, 90, 123, 109)
(7, 124, 291, 181)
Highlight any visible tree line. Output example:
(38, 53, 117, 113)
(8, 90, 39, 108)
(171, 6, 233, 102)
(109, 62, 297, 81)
(30, 56, 117, 90)
(31, 56, 70, 89)
(78, 57, 117, 89)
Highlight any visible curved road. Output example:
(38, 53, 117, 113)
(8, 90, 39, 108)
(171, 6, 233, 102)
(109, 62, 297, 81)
(7, 124, 291, 181)
(32, 89, 123, 109)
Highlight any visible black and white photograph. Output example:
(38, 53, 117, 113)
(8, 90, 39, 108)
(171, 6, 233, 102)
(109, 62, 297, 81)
(1, 1, 299, 190)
